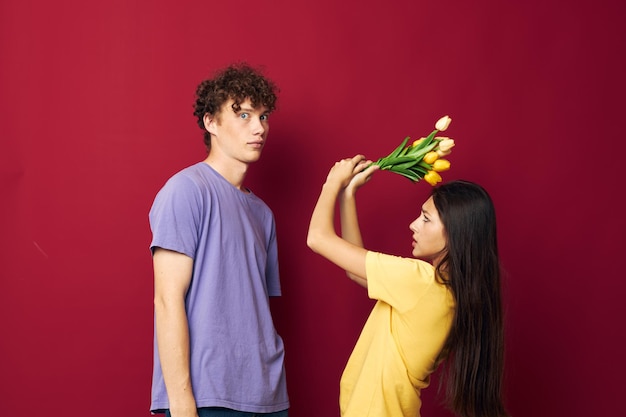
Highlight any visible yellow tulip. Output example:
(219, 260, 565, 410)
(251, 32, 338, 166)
(436, 149, 452, 157)
(412, 137, 427, 147)
(424, 170, 442, 186)
(423, 151, 439, 164)
(432, 159, 451, 172)
(435, 115, 452, 132)
(437, 138, 455, 152)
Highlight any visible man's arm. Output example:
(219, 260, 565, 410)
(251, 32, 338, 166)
(153, 248, 199, 417)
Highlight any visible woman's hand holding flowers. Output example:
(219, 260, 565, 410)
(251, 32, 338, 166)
(326, 155, 377, 190)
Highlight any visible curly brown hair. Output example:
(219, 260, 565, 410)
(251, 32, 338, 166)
(193, 63, 278, 150)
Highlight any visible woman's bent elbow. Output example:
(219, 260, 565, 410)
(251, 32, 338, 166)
(306, 232, 319, 253)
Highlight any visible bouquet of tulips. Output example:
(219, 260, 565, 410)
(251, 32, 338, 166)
(372, 115, 455, 185)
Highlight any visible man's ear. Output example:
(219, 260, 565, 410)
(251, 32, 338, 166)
(204, 113, 217, 135)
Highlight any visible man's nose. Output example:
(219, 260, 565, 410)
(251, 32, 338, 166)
(252, 117, 265, 135)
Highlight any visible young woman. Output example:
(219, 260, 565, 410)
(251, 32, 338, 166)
(307, 155, 508, 417)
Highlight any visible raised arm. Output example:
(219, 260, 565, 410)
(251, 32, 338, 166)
(307, 155, 378, 287)
(339, 161, 378, 285)
(153, 248, 199, 417)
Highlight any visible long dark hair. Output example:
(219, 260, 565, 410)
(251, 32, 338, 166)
(432, 180, 508, 417)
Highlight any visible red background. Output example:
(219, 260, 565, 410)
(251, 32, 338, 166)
(1, 0, 625, 416)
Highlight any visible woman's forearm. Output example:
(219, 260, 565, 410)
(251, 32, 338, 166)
(307, 157, 374, 283)
(308, 178, 369, 283)
(339, 189, 364, 248)
(307, 181, 343, 254)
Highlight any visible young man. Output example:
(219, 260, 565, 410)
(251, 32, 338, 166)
(149, 64, 289, 417)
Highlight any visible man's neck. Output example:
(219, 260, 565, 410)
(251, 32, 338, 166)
(203, 155, 249, 191)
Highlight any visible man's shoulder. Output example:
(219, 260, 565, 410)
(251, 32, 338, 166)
(164, 162, 213, 186)
(171, 161, 207, 178)
(152, 163, 212, 202)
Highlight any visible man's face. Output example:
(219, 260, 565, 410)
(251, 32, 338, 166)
(206, 98, 270, 165)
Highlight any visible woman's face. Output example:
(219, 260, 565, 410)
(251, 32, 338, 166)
(409, 196, 447, 264)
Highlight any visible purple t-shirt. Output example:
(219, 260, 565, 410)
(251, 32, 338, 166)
(149, 162, 289, 413)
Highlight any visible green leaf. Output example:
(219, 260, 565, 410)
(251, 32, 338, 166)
(375, 155, 415, 169)
(425, 129, 438, 141)
(386, 156, 417, 164)
(410, 165, 428, 175)
(393, 170, 421, 182)
(389, 166, 422, 182)
(407, 135, 434, 153)
(418, 161, 432, 170)
(393, 159, 419, 170)
(409, 141, 439, 161)
(387, 137, 409, 159)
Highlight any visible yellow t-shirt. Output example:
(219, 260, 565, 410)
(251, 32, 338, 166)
(339, 252, 455, 417)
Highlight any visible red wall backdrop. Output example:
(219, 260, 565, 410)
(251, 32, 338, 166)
(1, 0, 625, 416)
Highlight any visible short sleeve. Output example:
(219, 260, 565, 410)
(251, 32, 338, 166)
(149, 173, 206, 259)
(366, 251, 437, 312)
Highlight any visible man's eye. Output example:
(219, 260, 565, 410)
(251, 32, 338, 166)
(260, 114, 269, 121)
(240, 113, 249, 119)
